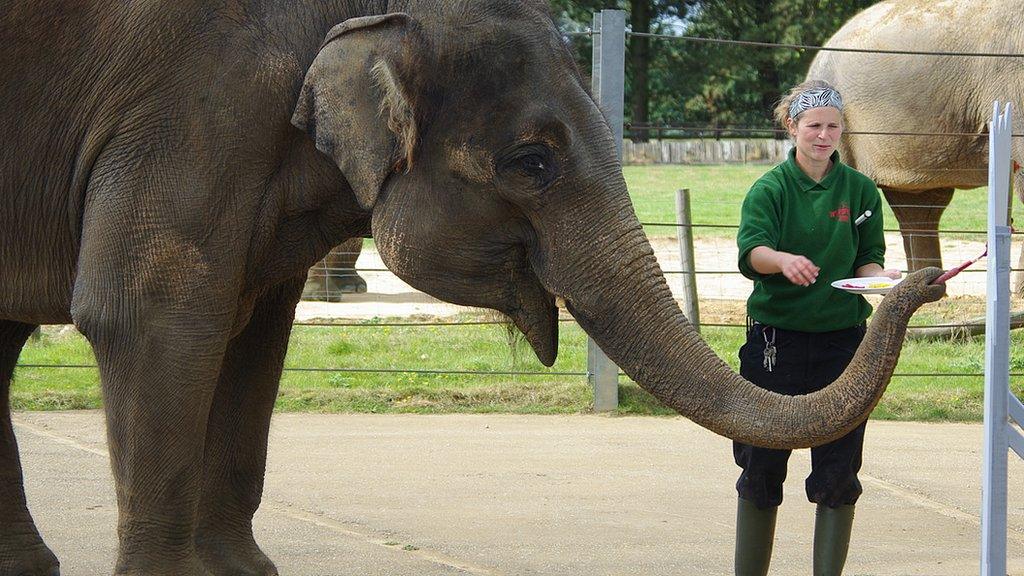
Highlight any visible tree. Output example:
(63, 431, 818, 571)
(550, 0, 877, 139)
(550, 0, 698, 141)
(680, 0, 877, 133)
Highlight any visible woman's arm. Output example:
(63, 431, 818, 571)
(749, 246, 820, 287)
(855, 262, 901, 279)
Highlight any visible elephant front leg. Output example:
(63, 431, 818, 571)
(193, 279, 305, 576)
(882, 187, 954, 271)
(0, 321, 60, 576)
(87, 321, 229, 575)
(73, 271, 234, 576)
(84, 321, 227, 576)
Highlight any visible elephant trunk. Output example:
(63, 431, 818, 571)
(545, 198, 944, 449)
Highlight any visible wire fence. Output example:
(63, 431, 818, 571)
(624, 123, 1024, 139)
(628, 30, 1024, 58)
(18, 17, 1024, 389)
(299, 212, 1006, 322)
(16, 362, 1024, 380)
(283, 21, 1024, 382)
(25, 192, 1008, 382)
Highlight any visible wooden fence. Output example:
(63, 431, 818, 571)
(623, 138, 792, 165)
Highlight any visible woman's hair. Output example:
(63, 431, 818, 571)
(773, 79, 844, 129)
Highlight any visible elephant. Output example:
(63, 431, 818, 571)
(807, 0, 1024, 288)
(0, 1, 945, 575)
(301, 237, 367, 301)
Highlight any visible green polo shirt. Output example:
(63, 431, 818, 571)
(736, 149, 886, 332)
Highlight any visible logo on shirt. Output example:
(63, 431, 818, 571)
(830, 202, 850, 222)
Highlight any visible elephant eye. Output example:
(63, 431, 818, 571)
(518, 154, 546, 173)
(502, 144, 558, 189)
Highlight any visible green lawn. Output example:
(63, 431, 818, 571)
(625, 164, 1018, 241)
(13, 313, 1024, 422)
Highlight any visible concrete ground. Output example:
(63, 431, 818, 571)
(13, 411, 1024, 576)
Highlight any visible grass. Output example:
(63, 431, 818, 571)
(12, 300, 1024, 421)
(625, 164, 1023, 240)
(624, 164, 764, 238)
(11, 164, 1022, 421)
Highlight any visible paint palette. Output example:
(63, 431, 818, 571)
(831, 277, 901, 295)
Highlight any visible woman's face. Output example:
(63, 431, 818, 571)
(787, 106, 844, 164)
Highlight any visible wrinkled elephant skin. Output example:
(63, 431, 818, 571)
(0, 2, 943, 574)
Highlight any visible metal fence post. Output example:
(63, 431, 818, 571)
(675, 189, 700, 333)
(980, 100, 1022, 576)
(587, 9, 625, 412)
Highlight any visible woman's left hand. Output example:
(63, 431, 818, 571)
(879, 268, 902, 279)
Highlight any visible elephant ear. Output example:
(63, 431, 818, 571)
(292, 13, 424, 210)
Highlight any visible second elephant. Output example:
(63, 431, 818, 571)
(808, 0, 1024, 288)
(302, 237, 368, 301)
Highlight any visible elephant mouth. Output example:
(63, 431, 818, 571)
(373, 232, 558, 365)
(506, 266, 559, 366)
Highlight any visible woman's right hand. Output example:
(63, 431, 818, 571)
(776, 252, 820, 287)
(749, 246, 820, 286)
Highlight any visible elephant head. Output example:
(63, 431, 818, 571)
(291, 2, 945, 449)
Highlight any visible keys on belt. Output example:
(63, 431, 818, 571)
(761, 325, 777, 373)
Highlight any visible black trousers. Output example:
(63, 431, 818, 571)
(733, 321, 867, 509)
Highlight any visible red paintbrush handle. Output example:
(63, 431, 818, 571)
(933, 264, 968, 284)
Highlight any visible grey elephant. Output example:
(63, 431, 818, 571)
(301, 237, 367, 301)
(808, 0, 1024, 286)
(0, 1, 945, 575)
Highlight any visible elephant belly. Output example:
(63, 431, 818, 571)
(841, 126, 990, 192)
(0, 228, 76, 325)
(873, 167, 986, 193)
(869, 142, 989, 191)
(0, 277, 75, 326)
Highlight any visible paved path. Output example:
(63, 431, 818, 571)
(13, 412, 1024, 575)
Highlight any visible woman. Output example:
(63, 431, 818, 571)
(732, 80, 901, 576)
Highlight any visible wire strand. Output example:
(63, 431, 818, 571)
(625, 125, 1024, 139)
(627, 31, 1024, 59)
(13, 363, 1018, 379)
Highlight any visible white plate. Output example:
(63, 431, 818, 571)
(831, 276, 901, 295)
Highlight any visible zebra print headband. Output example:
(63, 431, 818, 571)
(788, 87, 844, 120)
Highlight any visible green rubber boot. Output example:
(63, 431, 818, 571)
(812, 504, 855, 576)
(735, 498, 778, 576)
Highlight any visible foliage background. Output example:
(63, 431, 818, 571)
(549, 0, 877, 139)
